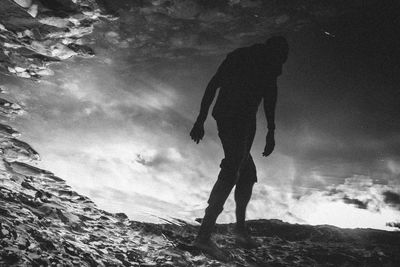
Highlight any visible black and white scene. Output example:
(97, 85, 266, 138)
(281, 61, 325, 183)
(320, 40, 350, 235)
(1, 0, 400, 266)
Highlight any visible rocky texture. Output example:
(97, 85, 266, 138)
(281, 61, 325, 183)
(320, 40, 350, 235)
(1, 0, 400, 266)
(0, 0, 107, 79)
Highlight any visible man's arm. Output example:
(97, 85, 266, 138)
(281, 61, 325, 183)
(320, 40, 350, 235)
(190, 73, 221, 144)
(195, 74, 220, 124)
(190, 54, 233, 144)
(263, 78, 277, 131)
(262, 77, 277, 156)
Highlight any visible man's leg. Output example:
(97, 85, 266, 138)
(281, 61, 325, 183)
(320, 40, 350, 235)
(194, 119, 248, 258)
(233, 117, 259, 248)
(194, 156, 243, 261)
(234, 117, 256, 232)
(234, 154, 256, 232)
(233, 155, 259, 248)
(195, 167, 237, 242)
(196, 156, 244, 242)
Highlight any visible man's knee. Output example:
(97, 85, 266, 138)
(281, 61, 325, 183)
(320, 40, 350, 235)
(219, 158, 242, 183)
(240, 158, 257, 182)
(206, 177, 235, 214)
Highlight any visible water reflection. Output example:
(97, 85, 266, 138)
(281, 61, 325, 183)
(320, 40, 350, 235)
(4, 27, 400, 230)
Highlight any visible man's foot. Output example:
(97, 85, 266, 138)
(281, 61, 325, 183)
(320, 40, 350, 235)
(234, 229, 260, 249)
(192, 238, 229, 262)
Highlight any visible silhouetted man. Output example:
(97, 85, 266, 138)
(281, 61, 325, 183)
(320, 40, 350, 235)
(190, 36, 289, 260)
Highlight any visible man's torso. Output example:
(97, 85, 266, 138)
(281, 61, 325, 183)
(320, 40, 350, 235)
(212, 44, 281, 120)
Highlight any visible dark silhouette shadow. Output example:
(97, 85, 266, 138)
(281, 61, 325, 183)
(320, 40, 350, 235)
(189, 36, 289, 260)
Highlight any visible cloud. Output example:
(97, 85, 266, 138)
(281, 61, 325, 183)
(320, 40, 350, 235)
(382, 191, 400, 209)
(135, 148, 183, 168)
(386, 222, 400, 230)
(341, 195, 370, 209)
(323, 176, 390, 213)
(246, 176, 398, 230)
(59, 71, 179, 120)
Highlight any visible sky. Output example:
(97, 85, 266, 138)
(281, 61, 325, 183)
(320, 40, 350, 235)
(3, 2, 400, 230)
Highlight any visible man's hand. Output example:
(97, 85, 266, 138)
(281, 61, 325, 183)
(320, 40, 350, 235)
(190, 121, 205, 144)
(262, 131, 275, 157)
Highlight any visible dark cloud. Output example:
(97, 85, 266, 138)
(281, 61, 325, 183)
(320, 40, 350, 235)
(386, 222, 400, 230)
(342, 195, 370, 210)
(382, 191, 400, 209)
(135, 153, 174, 167)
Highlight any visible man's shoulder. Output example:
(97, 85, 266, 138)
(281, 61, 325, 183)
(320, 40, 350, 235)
(227, 44, 272, 62)
(226, 47, 246, 59)
(229, 43, 265, 55)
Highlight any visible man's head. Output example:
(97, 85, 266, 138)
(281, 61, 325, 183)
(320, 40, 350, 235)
(265, 36, 289, 63)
